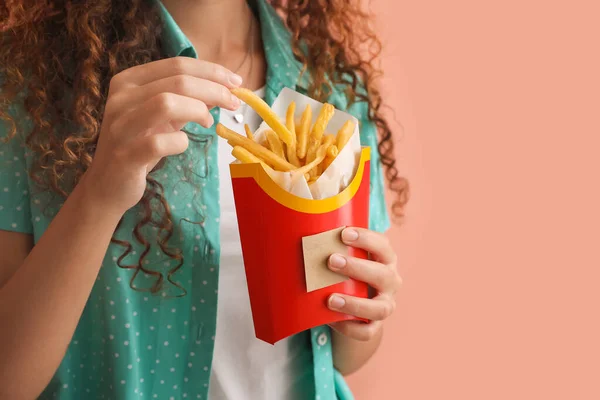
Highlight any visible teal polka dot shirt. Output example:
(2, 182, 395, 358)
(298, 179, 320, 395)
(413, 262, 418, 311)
(0, 1, 390, 399)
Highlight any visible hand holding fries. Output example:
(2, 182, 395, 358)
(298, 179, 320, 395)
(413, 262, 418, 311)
(217, 88, 357, 186)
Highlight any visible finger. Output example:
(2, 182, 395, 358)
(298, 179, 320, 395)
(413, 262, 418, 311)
(341, 227, 397, 265)
(111, 75, 241, 115)
(328, 293, 395, 321)
(110, 56, 242, 90)
(111, 93, 213, 135)
(130, 131, 190, 165)
(329, 320, 383, 342)
(328, 253, 398, 292)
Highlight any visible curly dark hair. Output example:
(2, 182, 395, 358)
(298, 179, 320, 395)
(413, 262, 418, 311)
(0, 0, 409, 294)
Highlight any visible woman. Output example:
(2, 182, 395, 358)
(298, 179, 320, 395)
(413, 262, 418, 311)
(0, 0, 408, 399)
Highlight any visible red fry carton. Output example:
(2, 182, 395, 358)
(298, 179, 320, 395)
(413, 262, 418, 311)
(230, 88, 371, 344)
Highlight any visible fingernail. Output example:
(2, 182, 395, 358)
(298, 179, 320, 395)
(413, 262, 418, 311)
(329, 295, 346, 310)
(229, 74, 243, 87)
(329, 254, 346, 270)
(342, 228, 359, 242)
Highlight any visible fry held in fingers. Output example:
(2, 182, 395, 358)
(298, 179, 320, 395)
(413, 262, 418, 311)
(231, 88, 295, 145)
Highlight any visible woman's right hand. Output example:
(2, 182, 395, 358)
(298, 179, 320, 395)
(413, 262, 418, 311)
(83, 57, 243, 216)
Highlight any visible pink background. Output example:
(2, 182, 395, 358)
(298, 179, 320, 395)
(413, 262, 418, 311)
(347, 0, 600, 399)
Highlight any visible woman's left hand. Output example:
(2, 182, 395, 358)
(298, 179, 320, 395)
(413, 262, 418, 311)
(327, 227, 401, 341)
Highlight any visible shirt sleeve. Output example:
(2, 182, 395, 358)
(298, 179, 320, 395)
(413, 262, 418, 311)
(341, 94, 391, 233)
(358, 114, 391, 233)
(0, 111, 34, 234)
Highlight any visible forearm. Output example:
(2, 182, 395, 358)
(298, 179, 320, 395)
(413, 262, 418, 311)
(0, 176, 122, 399)
(332, 324, 384, 376)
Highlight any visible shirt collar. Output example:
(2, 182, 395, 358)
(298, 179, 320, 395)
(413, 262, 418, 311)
(253, 0, 309, 90)
(156, 0, 308, 91)
(155, 0, 196, 58)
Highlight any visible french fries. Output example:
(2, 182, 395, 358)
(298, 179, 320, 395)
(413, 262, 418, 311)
(296, 104, 312, 159)
(285, 102, 301, 167)
(326, 145, 339, 158)
(244, 124, 254, 141)
(286, 102, 296, 135)
(322, 134, 335, 148)
(304, 106, 335, 176)
(221, 91, 356, 186)
(313, 134, 336, 176)
(304, 138, 319, 175)
(232, 146, 273, 172)
(265, 129, 285, 159)
(336, 120, 355, 151)
(292, 143, 329, 177)
(286, 144, 301, 167)
(216, 124, 295, 172)
(310, 103, 334, 141)
(231, 88, 295, 145)
(322, 145, 339, 172)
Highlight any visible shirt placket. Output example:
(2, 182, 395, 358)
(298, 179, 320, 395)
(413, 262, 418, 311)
(184, 106, 222, 399)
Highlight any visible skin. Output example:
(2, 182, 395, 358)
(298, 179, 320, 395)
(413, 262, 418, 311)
(328, 228, 401, 376)
(0, 1, 400, 398)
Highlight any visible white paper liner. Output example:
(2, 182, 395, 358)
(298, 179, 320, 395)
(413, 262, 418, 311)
(249, 88, 361, 200)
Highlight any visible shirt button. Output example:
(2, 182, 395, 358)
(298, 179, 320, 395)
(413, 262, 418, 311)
(317, 332, 328, 346)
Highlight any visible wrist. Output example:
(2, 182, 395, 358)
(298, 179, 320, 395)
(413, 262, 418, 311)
(73, 171, 126, 225)
(331, 323, 384, 376)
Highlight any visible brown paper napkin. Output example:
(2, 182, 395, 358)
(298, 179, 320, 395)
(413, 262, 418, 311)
(302, 227, 349, 292)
